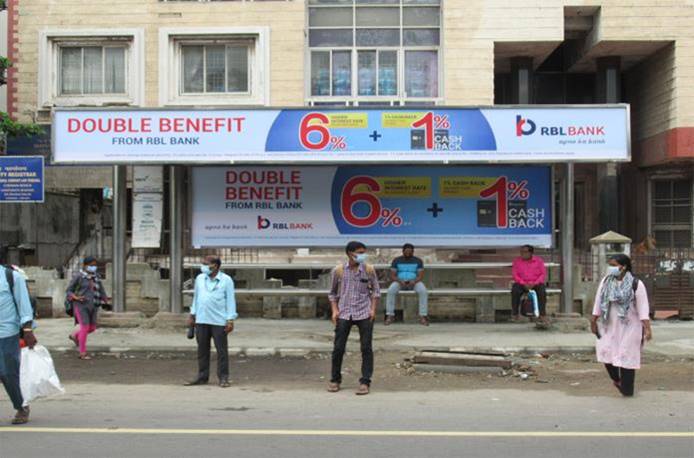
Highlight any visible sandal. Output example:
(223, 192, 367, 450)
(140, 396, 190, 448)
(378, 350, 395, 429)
(79, 354, 92, 360)
(12, 407, 30, 425)
(327, 382, 340, 393)
(356, 384, 370, 396)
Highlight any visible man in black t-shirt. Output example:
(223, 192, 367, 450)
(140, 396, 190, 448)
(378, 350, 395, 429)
(385, 244, 429, 326)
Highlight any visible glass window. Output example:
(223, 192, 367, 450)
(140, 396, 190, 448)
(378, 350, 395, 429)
(181, 44, 250, 94)
(308, 0, 440, 100)
(59, 46, 127, 95)
(652, 179, 693, 248)
(405, 50, 438, 97)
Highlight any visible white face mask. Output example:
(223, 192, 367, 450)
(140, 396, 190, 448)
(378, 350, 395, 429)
(606, 265, 621, 277)
(86, 265, 98, 274)
(355, 253, 368, 264)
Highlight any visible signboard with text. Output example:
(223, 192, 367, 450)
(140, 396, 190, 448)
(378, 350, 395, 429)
(0, 156, 44, 203)
(192, 166, 552, 248)
(53, 106, 630, 164)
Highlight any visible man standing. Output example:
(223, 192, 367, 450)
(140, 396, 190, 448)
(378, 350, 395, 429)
(185, 256, 237, 388)
(0, 262, 36, 424)
(384, 243, 429, 326)
(511, 245, 548, 322)
(327, 241, 380, 396)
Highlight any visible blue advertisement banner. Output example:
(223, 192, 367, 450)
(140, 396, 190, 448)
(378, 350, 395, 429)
(0, 156, 45, 203)
(192, 165, 552, 248)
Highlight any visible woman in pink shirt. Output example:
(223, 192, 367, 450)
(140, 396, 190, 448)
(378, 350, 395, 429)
(591, 254, 653, 397)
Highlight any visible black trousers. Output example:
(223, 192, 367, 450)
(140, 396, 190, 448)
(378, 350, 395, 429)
(331, 318, 374, 386)
(195, 324, 229, 382)
(605, 364, 636, 397)
(0, 335, 24, 411)
(511, 283, 547, 316)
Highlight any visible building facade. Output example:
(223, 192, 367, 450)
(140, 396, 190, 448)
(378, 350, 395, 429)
(3, 0, 694, 267)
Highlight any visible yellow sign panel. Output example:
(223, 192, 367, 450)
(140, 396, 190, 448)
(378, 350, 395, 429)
(439, 177, 496, 198)
(381, 112, 426, 128)
(306, 113, 368, 129)
(355, 177, 431, 198)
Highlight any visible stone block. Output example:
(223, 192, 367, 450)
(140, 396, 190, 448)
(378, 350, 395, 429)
(476, 295, 495, 323)
(98, 311, 147, 328)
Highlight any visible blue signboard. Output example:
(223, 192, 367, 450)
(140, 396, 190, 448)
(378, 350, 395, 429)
(0, 156, 44, 202)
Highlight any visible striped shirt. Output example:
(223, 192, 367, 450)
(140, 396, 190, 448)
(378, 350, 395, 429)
(329, 262, 380, 321)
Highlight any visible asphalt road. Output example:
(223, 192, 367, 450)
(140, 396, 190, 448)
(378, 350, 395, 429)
(1, 381, 692, 458)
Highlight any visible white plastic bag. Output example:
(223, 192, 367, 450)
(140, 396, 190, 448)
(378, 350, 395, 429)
(528, 290, 540, 318)
(20, 345, 65, 405)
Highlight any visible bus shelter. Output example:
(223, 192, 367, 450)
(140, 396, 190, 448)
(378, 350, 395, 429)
(51, 105, 631, 316)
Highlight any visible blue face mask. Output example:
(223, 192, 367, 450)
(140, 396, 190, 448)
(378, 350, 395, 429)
(200, 265, 212, 275)
(355, 253, 368, 264)
(86, 265, 98, 274)
(606, 265, 621, 277)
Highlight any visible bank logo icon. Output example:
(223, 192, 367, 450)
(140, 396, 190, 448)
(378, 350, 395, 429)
(515, 115, 536, 137)
(257, 216, 271, 230)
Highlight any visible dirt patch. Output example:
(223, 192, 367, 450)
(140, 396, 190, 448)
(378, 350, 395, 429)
(51, 351, 694, 396)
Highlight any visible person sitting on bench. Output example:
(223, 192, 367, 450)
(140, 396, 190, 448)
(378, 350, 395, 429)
(511, 245, 547, 323)
(385, 244, 429, 326)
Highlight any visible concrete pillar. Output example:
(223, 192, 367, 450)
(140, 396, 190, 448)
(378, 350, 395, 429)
(510, 57, 534, 104)
(112, 165, 127, 313)
(596, 56, 621, 233)
(169, 166, 184, 314)
(561, 163, 575, 314)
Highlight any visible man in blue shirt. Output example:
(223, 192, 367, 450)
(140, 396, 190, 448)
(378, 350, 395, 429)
(0, 261, 37, 424)
(385, 244, 429, 326)
(185, 256, 237, 388)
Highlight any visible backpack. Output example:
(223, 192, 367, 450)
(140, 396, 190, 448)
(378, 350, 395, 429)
(3, 265, 37, 338)
(334, 263, 377, 296)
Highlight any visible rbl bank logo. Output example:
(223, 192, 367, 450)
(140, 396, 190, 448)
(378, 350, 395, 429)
(516, 115, 536, 137)
(257, 216, 271, 230)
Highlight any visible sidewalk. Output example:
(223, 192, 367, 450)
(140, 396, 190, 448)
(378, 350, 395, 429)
(33, 318, 694, 357)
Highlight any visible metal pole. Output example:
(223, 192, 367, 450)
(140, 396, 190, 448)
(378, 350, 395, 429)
(112, 165, 127, 313)
(169, 165, 184, 314)
(561, 162, 575, 314)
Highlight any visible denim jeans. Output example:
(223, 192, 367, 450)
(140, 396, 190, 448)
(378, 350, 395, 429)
(0, 334, 24, 410)
(331, 318, 374, 386)
(385, 281, 428, 316)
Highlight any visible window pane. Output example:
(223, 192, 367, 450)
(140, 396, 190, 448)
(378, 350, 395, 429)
(182, 46, 204, 93)
(404, 0, 440, 4)
(205, 45, 226, 93)
(654, 181, 671, 199)
(403, 7, 440, 26)
(356, 7, 399, 26)
(405, 50, 438, 97)
(356, 29, 399, 46)
(673, 180, 692, 199)
(357, 0, 399, 4)
(309, 0, 351, 4)
(227, 46, 249, 93)
(83, 47, 103, 94)
(310, 7, 353, 26)
(358, 51, 376, 96)
(378, 50, 397, 96)
(60, 47, 82, 95)
(654, 206, 671, 223)
(104, 47, 125, 94)
(332, 51, 351, 96)
(309, 29, 353, 47)
(403, 28, 440, 45)
(673, 205, 691, 224)
(311, 52, 331, 96)
(673, 230, 692, 247)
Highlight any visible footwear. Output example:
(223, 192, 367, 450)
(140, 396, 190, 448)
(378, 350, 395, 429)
(69, 334, 78, 347)
(12, 407, 29, 425)
(512, 315, 522, 322)
(419, 316, 430, 326)
(219, 379, 231, 388)
(184, 379, 208, 386)
(384, 316, 395, 326)
(78, 354, 92, 360)
(327, 382, 340, 393)
(355, 384, 370, 396)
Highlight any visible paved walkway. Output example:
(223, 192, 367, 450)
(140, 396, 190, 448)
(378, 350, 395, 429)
(33, 318, 694, 357)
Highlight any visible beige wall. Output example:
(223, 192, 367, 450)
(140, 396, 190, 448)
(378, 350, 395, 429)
(13, 0, 694, 141)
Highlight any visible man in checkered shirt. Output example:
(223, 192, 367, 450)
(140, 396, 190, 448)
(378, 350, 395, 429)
(327, 241, 380, 396)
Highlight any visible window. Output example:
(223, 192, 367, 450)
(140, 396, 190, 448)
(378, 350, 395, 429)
(59, 46, 127, 95)
(39, 30, 144, 107)
(159, 28, 269, 106)
(651, 179, 693, 248)
(307, 0, 441, 104)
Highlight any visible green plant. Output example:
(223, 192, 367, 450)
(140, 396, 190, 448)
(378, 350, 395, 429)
(0, 57, 11, 69)
(0, 1, 6, 11)
(0, 112, 44, 138)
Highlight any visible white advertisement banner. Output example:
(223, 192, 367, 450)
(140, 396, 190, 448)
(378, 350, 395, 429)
(53, 106, 630, 164)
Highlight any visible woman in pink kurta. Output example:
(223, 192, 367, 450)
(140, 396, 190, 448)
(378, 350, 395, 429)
(591, 254, 653, 397)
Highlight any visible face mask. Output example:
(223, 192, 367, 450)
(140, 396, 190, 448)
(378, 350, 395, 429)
(606, 265, 621, 277)
(200, 265, 212, 275)
(86, 265, 98, 274)
(355, 253, 368, 264)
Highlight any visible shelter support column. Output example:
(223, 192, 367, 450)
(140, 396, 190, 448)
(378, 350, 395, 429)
(112, 165, 127, 313)
(169, 165, 184, 314)
(561, 163, 575, 314)
(510, 57, 534, 104)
